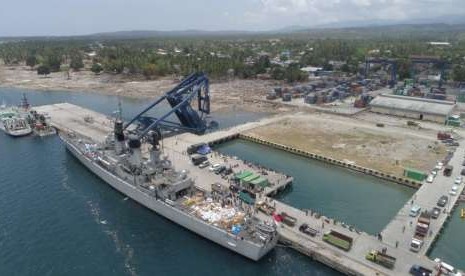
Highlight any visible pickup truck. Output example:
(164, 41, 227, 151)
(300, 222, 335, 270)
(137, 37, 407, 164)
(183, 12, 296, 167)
(366, 250, 396, 269)
(409, 264, 432, 276)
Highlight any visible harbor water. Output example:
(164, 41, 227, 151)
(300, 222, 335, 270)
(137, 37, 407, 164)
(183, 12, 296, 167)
(215, 139, 415, 235)
(215, 139, 465, 270)
(1, 87, 464, 274)
(0, 88, 338, 276)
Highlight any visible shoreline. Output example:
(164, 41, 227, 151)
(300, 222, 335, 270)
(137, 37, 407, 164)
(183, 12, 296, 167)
(0, 65, 290, 114)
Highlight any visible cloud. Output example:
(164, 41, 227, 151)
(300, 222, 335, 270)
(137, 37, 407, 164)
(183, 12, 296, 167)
(240, 0, 465, 29)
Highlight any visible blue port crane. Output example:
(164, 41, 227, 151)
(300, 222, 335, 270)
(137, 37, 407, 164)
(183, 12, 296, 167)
(409, 55, 446, 88)
(124, 72, 210, 138)
(364, 57, 398, 88)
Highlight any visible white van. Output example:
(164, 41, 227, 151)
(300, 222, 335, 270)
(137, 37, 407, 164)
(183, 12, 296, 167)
(409, 205, 421, 217)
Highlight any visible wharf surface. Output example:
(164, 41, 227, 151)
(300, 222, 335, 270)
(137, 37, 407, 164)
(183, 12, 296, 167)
(36, 103, 461, 275)
(381, 142, 465, 255)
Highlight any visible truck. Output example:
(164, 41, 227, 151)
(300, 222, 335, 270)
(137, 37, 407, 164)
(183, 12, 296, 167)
(365, 250, 396, 269)
(280, 212, 297, 227)
(322, 230, 353, 251)
(410, 211, 431, 252)
(410, 235, 424, 252)
(437, 132, 452, 140)
(444, 165, 453, 177)
(299, 223, 318, 237)
(415, 211, 431, 238)
(191, 154, 208, 166)
(409, 264, 432, 276)
(256, 201, 275, 215)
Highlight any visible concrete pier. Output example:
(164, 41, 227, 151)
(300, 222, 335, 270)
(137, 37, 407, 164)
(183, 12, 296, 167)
(381, 143, 465, 255)
(36, 102, 463, 275)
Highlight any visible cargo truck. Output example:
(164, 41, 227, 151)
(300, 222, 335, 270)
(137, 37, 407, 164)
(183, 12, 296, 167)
(410, 211, 431, 252)
(322, 230, 353, 251)
(366, 250, 396, 269)
(416, 212, 431, 237)
(256, 201, 275, 215)
(280, 212, 297, 227)
(444, 165, 453, 177)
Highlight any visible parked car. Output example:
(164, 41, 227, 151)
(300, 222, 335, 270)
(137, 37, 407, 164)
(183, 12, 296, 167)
(209, 163, 222, 172)
(409, 205, 421, 217)
(409, 264, 432, 276)
(214, 165, 226, 175)
(461, 169, 465, 176)
(437, 195, 448, 207)
(426, 175, 434, 183)
(435, 162, 444, 170)
(220, 168, 233, 176)
(198, 160, 210, 169)
(462, 160, 465, 166)
(431, 207, 441, 219)
(299, 224, 318, 237)
(454, 176, 462, 184)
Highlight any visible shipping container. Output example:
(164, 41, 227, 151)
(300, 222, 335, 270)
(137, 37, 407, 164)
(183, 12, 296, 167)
(458, 90, 465, 103)
(282, 93, 292, 102)
(447, 120, 461, 127)
(403, 168, 427, 181)
(305, 94, 317, 104)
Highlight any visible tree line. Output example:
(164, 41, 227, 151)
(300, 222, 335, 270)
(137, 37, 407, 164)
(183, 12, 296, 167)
(1, 36, 465, 82)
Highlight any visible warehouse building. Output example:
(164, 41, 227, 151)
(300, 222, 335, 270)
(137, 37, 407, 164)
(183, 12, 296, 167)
(370, 94, 455, 123)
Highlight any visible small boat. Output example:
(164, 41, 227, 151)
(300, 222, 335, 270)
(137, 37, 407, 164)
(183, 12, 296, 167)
(1, 116, 33, 137)
(0, 98, 32, 137)
(461, 208, 465, 219)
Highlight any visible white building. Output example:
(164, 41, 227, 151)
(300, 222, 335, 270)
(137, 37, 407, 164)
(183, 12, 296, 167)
(428, 42, 451, 47)
(370, 94, 455, 123)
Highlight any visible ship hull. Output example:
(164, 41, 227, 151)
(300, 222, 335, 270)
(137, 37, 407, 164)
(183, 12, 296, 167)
(0, 122, 32, 137)
(61, 135, 277, 261)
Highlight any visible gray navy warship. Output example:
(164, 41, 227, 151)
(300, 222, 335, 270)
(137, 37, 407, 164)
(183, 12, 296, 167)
(59, 105, 278, 261)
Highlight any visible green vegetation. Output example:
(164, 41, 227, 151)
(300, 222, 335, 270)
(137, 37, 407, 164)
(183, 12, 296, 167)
(1, 24, 465, 83)
(91, 63, 103, 74)
(37, 64, 50, 76)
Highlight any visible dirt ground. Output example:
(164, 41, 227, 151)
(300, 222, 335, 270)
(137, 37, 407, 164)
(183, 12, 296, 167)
(245, 112, 447, 177)
(0, 65, 292, 113)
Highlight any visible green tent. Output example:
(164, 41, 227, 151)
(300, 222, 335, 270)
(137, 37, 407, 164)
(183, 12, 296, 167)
(242, 174, 260, 183)
(250, 177, 269, 187)
(234, 171, 252, 180)
(239, 191, 255, 204)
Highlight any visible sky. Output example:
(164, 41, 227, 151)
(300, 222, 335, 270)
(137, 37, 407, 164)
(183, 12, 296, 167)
(0, 0, 463, 36)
